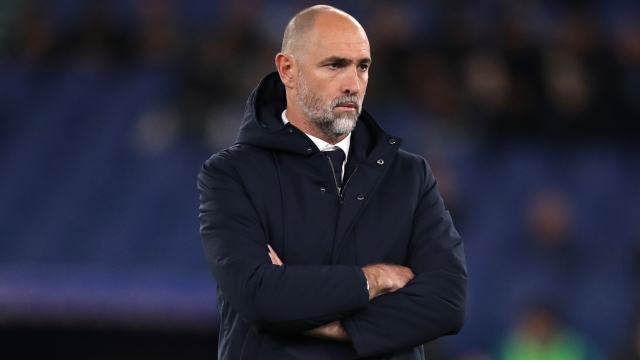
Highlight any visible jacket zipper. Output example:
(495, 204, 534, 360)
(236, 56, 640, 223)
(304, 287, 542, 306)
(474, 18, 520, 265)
(340, 167, 358, 204)
(326, 158, 341, 194)
(326, 157, 358, 204)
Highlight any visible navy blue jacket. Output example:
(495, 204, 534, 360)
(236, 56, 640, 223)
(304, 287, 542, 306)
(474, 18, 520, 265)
(198, 72, 467, 359)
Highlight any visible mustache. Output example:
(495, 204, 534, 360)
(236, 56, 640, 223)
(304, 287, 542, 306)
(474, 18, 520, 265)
(331, 95, 362, 111)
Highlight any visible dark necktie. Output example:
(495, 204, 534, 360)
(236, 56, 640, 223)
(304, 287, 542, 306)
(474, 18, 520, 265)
(324, 148, 346, 188)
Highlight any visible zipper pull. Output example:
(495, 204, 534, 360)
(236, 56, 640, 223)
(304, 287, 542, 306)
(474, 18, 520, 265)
(338, 166, 358, 205)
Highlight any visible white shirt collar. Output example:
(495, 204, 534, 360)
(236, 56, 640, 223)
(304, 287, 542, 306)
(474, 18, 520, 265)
(281, 110, 351, 160)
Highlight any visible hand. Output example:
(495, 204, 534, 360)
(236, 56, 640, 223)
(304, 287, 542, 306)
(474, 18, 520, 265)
(361, 264, 414, 300)
(302, 321, 350, 342)
(268, 244, 283, 266)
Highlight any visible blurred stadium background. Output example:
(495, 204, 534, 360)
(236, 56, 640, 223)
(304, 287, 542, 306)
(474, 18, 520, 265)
(0, 0, 639, 359)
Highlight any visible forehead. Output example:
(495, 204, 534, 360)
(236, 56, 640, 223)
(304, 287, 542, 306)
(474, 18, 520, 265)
(304, 14, 370, 60)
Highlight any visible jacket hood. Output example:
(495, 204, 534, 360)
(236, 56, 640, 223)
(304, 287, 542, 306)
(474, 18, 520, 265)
(235, 72, 402, 164)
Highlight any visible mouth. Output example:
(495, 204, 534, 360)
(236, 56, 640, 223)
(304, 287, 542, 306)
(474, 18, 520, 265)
(334, 102, 358, 111)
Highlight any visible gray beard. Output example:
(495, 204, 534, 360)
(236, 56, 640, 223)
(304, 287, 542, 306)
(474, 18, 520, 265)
(296, 73, 362, 139)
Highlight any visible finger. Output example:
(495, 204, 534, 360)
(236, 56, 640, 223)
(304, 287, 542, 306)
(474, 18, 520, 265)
(272, 253, 283, 266)
(268, 252, 278, 265)
(267, 245, 283, 265)
(267, 246, 283, 266)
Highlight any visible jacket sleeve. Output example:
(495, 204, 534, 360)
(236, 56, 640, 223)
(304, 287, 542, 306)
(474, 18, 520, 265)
(341, 159, 468, 358)
(198, 152, 370, 333)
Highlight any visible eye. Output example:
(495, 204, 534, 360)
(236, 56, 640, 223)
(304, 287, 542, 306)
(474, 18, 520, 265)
(327, 63, 339, 70)
(358, 64, 369, 71)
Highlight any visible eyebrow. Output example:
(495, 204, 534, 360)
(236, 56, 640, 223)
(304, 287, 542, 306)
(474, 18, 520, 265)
(319, 56, 372, 65)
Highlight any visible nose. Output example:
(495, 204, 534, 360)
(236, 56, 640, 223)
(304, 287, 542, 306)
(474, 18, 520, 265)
(341, 67, 361, 95)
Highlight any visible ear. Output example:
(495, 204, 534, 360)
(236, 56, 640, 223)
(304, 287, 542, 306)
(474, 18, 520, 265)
(275, 53, 297, 89)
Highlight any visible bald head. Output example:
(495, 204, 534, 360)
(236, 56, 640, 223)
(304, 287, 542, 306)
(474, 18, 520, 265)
(281, 5, 364, 59)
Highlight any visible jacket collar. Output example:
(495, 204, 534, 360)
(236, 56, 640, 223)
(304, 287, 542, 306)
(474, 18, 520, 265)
(235, 72, 402, 166)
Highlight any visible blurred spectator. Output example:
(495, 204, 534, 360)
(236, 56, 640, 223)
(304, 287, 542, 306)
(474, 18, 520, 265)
(499, 187, 590, 345)
(499, 302, 600, 360)
(505, 187, 583, 273)
(542, 49, 592, 126)
(525, 188, 576, 254)
(488, 17, 544, 142)
(364, 1, 417, 103)
(405, 51, 475, 155)
(133, 0, 184, 66)
(8, 3, 58, 66)
(551, 11, 624, 139)
(68, 2, 128, 71)
(463, 49, 512, 144)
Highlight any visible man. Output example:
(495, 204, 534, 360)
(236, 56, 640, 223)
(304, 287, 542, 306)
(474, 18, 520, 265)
(197, 5, 467, 360)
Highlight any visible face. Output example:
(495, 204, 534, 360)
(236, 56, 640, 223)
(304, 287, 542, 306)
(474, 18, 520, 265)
(294, 14, 371, 138)
(296, 70, 362, 137)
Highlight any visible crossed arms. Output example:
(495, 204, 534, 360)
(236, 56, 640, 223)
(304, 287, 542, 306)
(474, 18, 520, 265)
(198, 154, 467, 358)
(268, 244, 416, 342)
